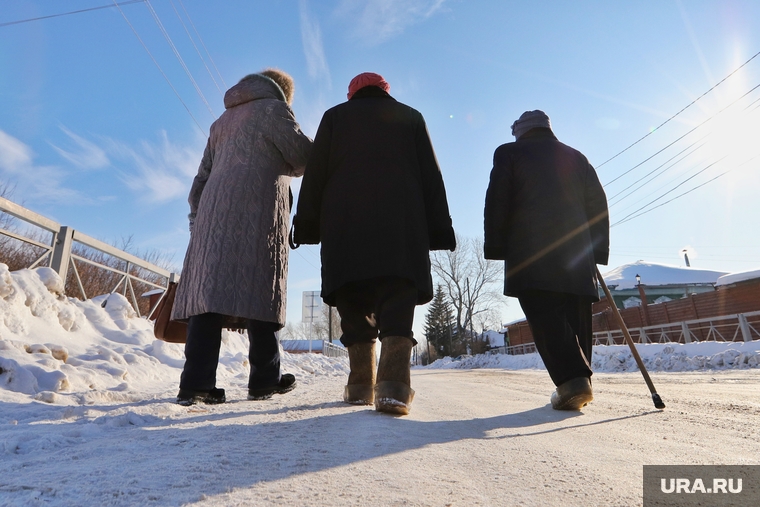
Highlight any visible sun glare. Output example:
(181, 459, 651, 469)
(698, 70, 760, 185)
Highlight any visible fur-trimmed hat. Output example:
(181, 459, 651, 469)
(240, 68, 295, 105)
(347, 72, 390, 99)
(511, 110, 552, 139)
(259, 68, 294, 105)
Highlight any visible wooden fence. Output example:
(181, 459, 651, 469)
(506, 276, 760, 352)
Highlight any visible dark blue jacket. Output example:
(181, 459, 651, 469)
(484, 128, 609, 299)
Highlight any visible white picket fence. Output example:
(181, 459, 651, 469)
(0, 195, 178, 317)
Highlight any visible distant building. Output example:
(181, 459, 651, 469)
(504, 261, 760, 351)
(599, 261, 728, 310)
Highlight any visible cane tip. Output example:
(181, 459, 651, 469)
(652, 393, 666, 410)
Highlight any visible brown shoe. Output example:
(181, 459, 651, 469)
(344, 342, 377, 405)
(550, 377, 593, 410)
(374, 336, 415, 415)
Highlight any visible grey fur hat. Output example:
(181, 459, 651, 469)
(511, 110, 552, 139)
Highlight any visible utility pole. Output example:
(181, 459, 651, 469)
(328, 307, 332, 343)
(636, 274, 650, 327)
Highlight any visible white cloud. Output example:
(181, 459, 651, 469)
(0, 129, 91, 204)
(336, 0, 446, 44)
(299, 0, 332, 87)
(50, 126, 109, 170)
(0, 130, 34, 172)
(104, 130, 203, 204)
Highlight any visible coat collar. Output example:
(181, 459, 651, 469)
(517, 127, 557, 141)
(349, 86, 394, 101)
(223, 75, 285, 109)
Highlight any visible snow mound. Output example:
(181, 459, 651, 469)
(421, 340, 760, 373)
(0, 264, 349, 405)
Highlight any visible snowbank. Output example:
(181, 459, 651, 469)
(0, 265, 348, 406)
(421, 340, 760, 373)
(3, 264, 760, 410)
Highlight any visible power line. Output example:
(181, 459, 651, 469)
(612, 157, 726, 226)
(596, 49, 760, 170)
(0, 1, 145, 28)
(604, 82, 760, 187)
(174, 0, 227, 93)
(144, 0, 216, 119)
(612, 152, 760, 227)
(111, 0, 205, 134)
(607, 137, 706, 205)
(613, 168, 729, 227)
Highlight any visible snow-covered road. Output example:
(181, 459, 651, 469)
(3, 368, 759, 506)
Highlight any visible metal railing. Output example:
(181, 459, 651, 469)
(488, 343, 537, 355)
(322, 341, 349, 358)
(490, 311, 760, 356)
(591, 310, 760, 346)
(0, 195, 178, 317)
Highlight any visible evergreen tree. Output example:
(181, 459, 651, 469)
(423, 285, 455, 360)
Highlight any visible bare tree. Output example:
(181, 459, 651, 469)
(430, 233, 504, 338)
(280, 322, 309, 340)
(322, 305, 341, 342)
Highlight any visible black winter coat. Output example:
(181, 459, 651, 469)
(484, 128, 609, 299)
(294, 87, 455, 305)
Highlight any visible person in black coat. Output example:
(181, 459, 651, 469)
(484, 110, 609, 410)
(293, 72, 455, 415)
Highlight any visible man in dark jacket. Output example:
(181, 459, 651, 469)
(484, 110, 609, 410)
(293, 72, 456, 415)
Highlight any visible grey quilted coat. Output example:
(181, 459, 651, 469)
(172, 75, 312, 328)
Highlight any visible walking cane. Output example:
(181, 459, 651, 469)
(596, 267, 666, 409)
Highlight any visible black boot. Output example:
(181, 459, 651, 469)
(176, 387, 226, 406)
(247, 373, 297, 400)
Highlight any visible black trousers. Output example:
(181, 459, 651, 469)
(180, 313, 281, 392)
(518, 290, 594, 387)
(334, 276, 419, 347)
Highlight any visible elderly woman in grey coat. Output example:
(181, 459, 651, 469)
(172, 69, 312, 405)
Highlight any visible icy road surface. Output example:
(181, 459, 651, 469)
(3, 368, 759, 506)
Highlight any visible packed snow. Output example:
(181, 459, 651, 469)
(0, 265, 349, 407)
(2, 265, 760, 506)
(600, 260, 728, 289)
(716, 267, 760, 286)
(3, 265, 758, 408)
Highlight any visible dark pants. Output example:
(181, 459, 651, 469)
(334, 277, 418, 347)
(180, 313, 281, 392)
(518, 290, 594, 387)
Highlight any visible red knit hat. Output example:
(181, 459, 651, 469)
(347, 72, 390, 99)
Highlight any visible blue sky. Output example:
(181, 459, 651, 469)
(2, 0, 760, 331)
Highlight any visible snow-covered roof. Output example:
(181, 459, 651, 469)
(716, 269, 760, 286)
(601, 260, 728, 290)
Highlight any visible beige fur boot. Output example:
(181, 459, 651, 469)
(343, 342, 376, 405)
(374, 335, 415, 415)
